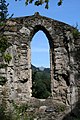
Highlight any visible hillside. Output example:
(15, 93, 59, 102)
(31, 64, 50, 73)
(31, 65, 51, 99)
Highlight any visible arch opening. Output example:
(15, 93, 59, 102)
(31, 30, 52, 99)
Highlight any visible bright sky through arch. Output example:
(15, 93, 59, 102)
(31, 30, 50, 68)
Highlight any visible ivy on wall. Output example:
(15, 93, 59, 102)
(0, 35, 12, 62)
(0, 76, 7, 86)
(3, 53, 12, 64)
(72, 25, 80, 39)
(0, 35, 12, 85)
(72, 29, 80, 39)
(0, 36, 10, 53)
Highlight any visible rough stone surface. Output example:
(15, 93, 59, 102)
(0, 13, 80, 118)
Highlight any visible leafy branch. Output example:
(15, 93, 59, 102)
(16, 0, 63, 9)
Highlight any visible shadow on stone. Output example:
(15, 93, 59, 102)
(62, 101, 80, 120)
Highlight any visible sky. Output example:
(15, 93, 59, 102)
(7, 0, 80, 67)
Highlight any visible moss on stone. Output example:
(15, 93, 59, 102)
(72, 29, 80, 39)
(0, 36, 10, 53)
(0, 76, 7, 85)
(0, 64, 8, 68)
(3, 53, 12, 64)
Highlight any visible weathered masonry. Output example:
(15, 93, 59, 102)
(0, 12, 80, 107)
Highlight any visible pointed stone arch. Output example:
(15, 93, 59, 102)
(30, 24, 54, 85)
(0, 12, 79, 107)
(30, 27, 53, 99)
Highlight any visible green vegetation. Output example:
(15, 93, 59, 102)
(72, 24, 80, 39)
(57, 104, 66, 112)
(3, 53, 12, 63)
(0, 36, 12, 62)
(0, 63, 8, 68)
(16, 0, 63, 9)
(0, 76, 7, 85)
(0, 22, 6, 26)
(0, 104, 10, 120)
(12, 102, 30, 120)
(72, 29, 80, 39)
(32, 65, 51, 99)
(0, 103, 35, 120)
(0, 0, 9, 21)
(0, 36, 12, 85)
(0, 36, 10, 53)
(0, 0, 13, 21)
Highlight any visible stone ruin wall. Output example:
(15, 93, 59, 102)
(0, 13, 80, 108)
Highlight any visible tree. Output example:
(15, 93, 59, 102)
(32, 79, 50, 99)
(0, 0, 9, 21)
(16, 0, 63, 9)
(32, 68, 51, 99)
(0, 0, 13, 21)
